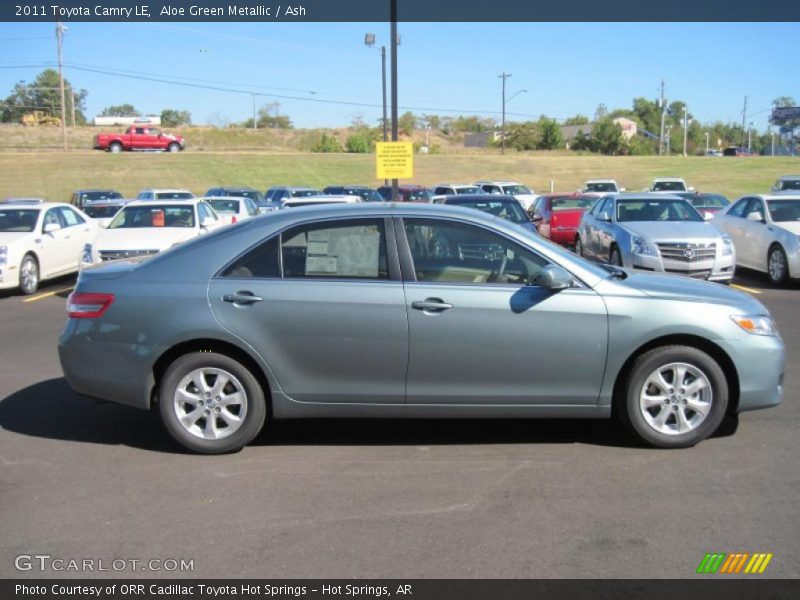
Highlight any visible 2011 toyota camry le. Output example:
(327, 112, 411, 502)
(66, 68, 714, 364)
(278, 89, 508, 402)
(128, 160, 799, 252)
(58, 203, 784, 454)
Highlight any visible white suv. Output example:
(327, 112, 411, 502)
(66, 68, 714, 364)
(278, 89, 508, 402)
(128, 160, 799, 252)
(430, 183, 483, 203)
(474, 180, 537, 211)
(649, 178, 693, 193)
(136, 188, 195, 200)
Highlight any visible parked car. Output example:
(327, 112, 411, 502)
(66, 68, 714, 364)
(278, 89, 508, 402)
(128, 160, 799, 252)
(530, 193, 599, 246)
(264, 187, 322, 204)
(581, 179, 624, 193)
(770, 176, 800, 192)
(205, 187, 264, 203)
(576, 194, 735, 283)
(81, 198, 132, 228)
(723, 146, 756, 157)
(94, 126, 185, 153)
(377, 185, 432, 202)
(439, 194, 537, 234)
(0, 199, 96, 294)
(323, 186, 384, 202)
(713, 194, 800, 285)
(675, 192, 731, 220)
(80, 198, 224, 267)
(474, 181, 537, 211)
(431, 184, 483, 202)
(282, 194, 362, 208)
(704, 150, 724, 157)
(70, 189, 123, 210)
(649, 178, 693, 193)
(59, 203, 784, 454)
(136, 189, 194, 201)
(203, 197, 260, 225)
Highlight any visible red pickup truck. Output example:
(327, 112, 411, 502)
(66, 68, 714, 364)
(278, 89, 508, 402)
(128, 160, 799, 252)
(93, 126, 185, 153)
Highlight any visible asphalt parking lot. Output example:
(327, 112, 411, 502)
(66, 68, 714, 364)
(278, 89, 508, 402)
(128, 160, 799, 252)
(0, 270, 798, 579)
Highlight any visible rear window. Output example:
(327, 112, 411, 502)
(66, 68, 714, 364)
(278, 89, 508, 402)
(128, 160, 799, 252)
(207, 199, 241, 213)
(79, 191, 122, 202)
(109, 205, 195, 228)
(550, 196, 597, 211)
(155, 192, 194, 200)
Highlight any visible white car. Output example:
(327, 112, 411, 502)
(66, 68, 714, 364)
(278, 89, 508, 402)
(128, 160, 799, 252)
(81, 198, 224, 267)
(431, 183, 484, 203)
(713, 193, 800, 285)
(81, 198, 132, 228)
(770, 176, 800, 192)
(473, 180, 537, 211)
(649, 177, 693, 193)
(203, 196, 260, 225)
(0, 199, 97, 294)
(582, 179, 624, 194)
(136, 188, 194, 201)
(282, 194, 362, 208)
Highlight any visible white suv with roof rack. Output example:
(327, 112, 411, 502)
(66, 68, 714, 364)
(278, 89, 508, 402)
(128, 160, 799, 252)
(474, 180, 537, 211)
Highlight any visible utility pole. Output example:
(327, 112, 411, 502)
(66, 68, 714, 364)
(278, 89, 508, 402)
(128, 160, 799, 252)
(658, 79, 666, 156)
(771, 130, 775, 156)
(252, 94, 257, 129)
(682, 106, 688, 157)
(69, 84, 75, 127)
(666, 125, 672, 154)
(499, 72, 511, 155)
(741, 96, 748, 148)
(56, 22, 67, 150)
(390, 0, 399, 202)
(705, 131, 710, 153)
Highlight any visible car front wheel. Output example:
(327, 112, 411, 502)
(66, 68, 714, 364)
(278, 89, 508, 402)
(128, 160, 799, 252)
(619, 345, 728, 448)
(19, 254, 39, 295)
(767, 245, 789, 287)
(159, 352, 266, 454)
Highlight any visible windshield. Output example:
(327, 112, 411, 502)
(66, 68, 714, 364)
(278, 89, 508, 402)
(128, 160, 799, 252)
(406, 189, 432, 202)
(617, 199, 703, 222)
(779, 179, 800, 191)
(585, 182, 617, 192)
(456, 186, 483, 195)
(79, 191, 122, 202)
(551, 196, 597, 211)
(291, 190, 322, 198)
(109, 205, 195, 228)
(155, 192, 193, 200)
(207, 199, 240, 213)
(0, 209, 39, 232)
(451, 199, 529, 224)
(766, 200, 800, 222)
(652, 181, 687, 192)
(502, 185, 532, 195)
(691, 194, 729, 208)
(83, 205, 122, 219)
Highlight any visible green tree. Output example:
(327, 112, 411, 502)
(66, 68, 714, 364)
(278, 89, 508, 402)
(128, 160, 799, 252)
(506, 121, 540, 151)
(421, 114, 441, 130)
(311, 133, 343, 153)
(345, 128, 379, 153)
(591, 117, 626, 155)
(562, 115, 589, 126)
(99, 104, 140, 117)
(537, 117, 563, 150)
(1, 68, 88, 124)
(160, 109, 192, 127)
(398, 111, 417, 136)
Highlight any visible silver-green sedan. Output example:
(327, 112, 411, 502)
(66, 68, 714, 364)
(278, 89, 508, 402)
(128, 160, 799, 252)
(59, 203, 784, 454)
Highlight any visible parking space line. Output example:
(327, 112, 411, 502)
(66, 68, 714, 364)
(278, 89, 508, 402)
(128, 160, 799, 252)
(22, 286, 74, 303)
(731, 284, 762, 295)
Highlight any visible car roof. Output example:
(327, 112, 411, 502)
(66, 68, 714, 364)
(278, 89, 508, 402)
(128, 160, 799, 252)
(778, 175, 800, 180)
(651, 177, 686, 182)
(1, 197, 46, 205)
(83, 198, 132, 206)
(474, 180, 522, 185)
(124, 198, 204, 208)
(755, 193, 800, 200)
(611, 193, 687, 201)
(443, 194, 519, 203)
(584, 178, 618, 183)
(74, 188, 119, 193)
(138, 188, 193, 193)
(433, 183, 480, 188)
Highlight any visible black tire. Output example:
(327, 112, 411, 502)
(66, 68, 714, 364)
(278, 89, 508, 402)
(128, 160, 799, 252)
(575, 236, 584, 257)
(158, 352, 266, 454)
(609, 245, 623, 266)
(767, 244, 789, 287)
(109, 142, 123, 154)
(18, 254, 39, 295)
(168, 142, 180, 153)
(617, 345, 728, 448)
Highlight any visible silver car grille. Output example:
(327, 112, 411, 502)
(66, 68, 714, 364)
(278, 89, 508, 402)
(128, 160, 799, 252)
(99, 249, 159, 262)
(657, 242, 716, 262)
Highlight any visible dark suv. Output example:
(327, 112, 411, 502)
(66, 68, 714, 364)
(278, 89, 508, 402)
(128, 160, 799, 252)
(70, 189, 123, 209)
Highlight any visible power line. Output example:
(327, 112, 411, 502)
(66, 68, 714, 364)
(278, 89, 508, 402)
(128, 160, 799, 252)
(0, 36, 52, 42)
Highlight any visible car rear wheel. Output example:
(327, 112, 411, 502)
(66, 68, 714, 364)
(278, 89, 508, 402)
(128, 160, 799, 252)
(159, 352, 266, 454)
(767, 245, 789, 287)
(609, 245, 622, 266)
(168, 143, 180, 153)
(19, 254, 39, 295)
(109, 142, 122, 153)
(619, 345, 728, 448)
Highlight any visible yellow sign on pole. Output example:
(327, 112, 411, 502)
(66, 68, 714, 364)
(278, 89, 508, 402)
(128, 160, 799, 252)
(376, 142, 414, 179)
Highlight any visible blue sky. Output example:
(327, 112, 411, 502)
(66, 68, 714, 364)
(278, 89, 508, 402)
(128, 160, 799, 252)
(0, 22, 797, 129)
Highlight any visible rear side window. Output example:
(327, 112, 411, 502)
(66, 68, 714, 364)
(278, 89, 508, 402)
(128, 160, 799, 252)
(221, 237, 280, 278)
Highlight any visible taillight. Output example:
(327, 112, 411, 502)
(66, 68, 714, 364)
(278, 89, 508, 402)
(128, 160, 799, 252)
(231, 216, 238, 224)
(67, 292, 115, 318)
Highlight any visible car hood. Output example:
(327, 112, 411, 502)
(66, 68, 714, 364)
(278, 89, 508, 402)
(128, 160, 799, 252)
(774, 222, 800, 235)
(0, 231, 32, 246)
(93, 227, 197, 250)
(607, 270, 765, 312)
(621, 221, 722, 240)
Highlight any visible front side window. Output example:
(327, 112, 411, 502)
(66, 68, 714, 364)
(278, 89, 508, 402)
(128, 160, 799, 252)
(766, 200, 800, 222)
(404, 219, 547, 285)
(58, 207, 85, 227)
(43, 208, 64, 230)
(727, 198, 750, 218)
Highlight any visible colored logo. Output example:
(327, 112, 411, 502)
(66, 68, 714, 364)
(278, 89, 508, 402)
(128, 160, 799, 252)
(696, 552, 773, 574)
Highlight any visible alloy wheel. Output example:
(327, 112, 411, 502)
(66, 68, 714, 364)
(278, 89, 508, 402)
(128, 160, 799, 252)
(639, 362, 712, 436)
(172, 367, 248, 440)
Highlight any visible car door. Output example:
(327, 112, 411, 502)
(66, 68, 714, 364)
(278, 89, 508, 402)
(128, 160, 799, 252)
(583, 197, 609, 259)
(38, 207, 73, 276)
(57, 206, 93, 272)
(208, 217, 408, 404)
(741, 197, 772, 271)
(593, 198, 616, 261)
(717, 198, 750, 265)
(399, 217, 607, 406)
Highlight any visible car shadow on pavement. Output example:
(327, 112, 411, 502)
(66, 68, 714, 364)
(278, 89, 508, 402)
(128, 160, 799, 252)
(0, 378, 738, 453)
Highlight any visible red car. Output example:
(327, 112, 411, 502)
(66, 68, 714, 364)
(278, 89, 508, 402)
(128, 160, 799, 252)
(530, 193, 600, 246)
(94, 126, 185, 153)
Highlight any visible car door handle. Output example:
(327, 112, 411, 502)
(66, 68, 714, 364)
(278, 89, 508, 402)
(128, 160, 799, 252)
(411, 298, 453, 312)
(223, 291, 263, 305)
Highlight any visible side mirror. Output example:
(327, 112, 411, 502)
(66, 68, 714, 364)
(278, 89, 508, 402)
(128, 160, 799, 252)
(43, 222, 61, 233)
(746, 211, 765, 223)
(598, 210, 612, 222)
(533, 265, 573, 290)
(531, 213, 544, 223)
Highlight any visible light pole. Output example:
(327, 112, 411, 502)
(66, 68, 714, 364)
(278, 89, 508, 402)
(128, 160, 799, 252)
(682, 106, 688, 157)
(499, 78, 526, 155)
(666, 125, 672, 155)
(56, 22, 67, 150)
(771, 130, 775, 156)
(748, 122, 753, 152)
(364, 33, 388, 145)
(705, 131, 710, 154)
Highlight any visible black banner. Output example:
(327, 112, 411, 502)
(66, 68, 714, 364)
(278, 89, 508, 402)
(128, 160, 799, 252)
(5, 580, 800, 600)
(2, 0, 799, 22)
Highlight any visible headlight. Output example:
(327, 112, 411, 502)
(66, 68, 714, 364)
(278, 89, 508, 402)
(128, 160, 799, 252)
(631, 236, 652, 256)
(721, 235, 734, 256)
(731, 315, 777, 337)
(0, 245, 7, 266)
(81, 243, 93, 264)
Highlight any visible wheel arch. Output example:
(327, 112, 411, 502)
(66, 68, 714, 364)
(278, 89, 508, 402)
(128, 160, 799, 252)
(150, 338, 273, 415)
(612, 334, 740, 415)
